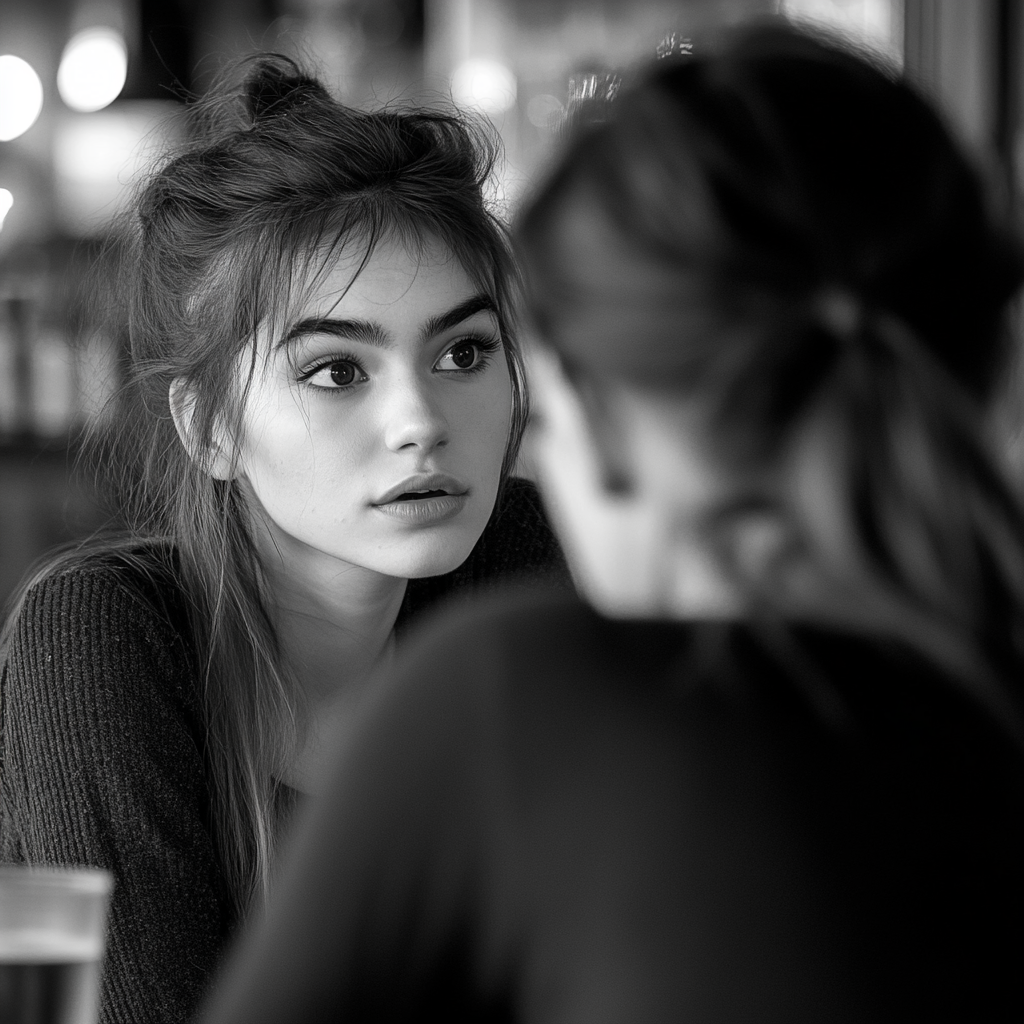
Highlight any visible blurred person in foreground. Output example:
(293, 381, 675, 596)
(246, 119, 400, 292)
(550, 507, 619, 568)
(199, 23, 1024, 1023)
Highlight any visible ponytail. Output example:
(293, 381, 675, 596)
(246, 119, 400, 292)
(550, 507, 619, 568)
(792, 298, 1024, 723)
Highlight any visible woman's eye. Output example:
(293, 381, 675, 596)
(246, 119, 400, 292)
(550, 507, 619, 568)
(436, 341, 482, 371)
(304, 360, 364, 389)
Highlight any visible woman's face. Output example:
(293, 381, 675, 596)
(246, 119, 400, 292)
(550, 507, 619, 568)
(233, 235, 512, 580)
(527, 347, 750, 618)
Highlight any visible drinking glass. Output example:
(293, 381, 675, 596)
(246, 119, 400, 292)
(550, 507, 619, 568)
(0, 866, 112, 1024)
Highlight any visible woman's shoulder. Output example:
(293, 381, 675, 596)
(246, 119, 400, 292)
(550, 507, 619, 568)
(16, 539, 186, 621)
(405, 595, 1022, 744)
(465, 476, 570, 583)
(4, 539, 196, 699)
(492, 476, 547, 521)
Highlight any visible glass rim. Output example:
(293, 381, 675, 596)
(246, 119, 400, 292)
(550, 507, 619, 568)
(0, 865, 112, 895)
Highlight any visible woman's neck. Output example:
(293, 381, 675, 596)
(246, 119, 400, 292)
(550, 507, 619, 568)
(257, 529, 408, 793)
(263, 547, 408, 706)
(249, 509, 405, 694)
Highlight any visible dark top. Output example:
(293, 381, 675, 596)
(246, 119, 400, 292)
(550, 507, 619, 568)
(201, 590, 1024, 1024)
(0, 479, 568, 1024)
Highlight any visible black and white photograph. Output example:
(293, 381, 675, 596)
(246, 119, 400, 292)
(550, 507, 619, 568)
(1, 2, 1022, 1021)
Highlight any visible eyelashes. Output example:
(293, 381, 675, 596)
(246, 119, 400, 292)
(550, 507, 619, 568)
(435, 335, 502, 373)
(296, 334, 503, 393)
(296, 355, 367, 390)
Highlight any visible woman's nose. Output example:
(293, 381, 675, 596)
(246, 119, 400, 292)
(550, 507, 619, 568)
(382, 378, 450, 453)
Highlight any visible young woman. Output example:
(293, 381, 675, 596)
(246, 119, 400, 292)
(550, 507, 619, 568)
(199, 24, 1024, 1023)
(0, 56, 566, 1023)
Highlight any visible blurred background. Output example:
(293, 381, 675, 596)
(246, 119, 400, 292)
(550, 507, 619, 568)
(0, 0, 1020, 607)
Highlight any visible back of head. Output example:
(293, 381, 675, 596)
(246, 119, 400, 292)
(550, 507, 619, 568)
(524, 23, 1020, 395)
(518, 22, 1024, 713)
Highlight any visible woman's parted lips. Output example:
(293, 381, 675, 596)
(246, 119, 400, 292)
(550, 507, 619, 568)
(373, 473, 469, 505)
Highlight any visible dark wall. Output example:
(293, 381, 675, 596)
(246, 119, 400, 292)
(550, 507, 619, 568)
(0, 448, 111, 611)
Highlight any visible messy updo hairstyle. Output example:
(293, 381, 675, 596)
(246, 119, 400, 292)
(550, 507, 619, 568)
(518, 24, 1024, 731)
(3, 54, 525, 917)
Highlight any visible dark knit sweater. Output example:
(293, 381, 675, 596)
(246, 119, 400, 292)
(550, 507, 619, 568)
(201, 591, 1024, 1023)
(0, 478, 568, 1024)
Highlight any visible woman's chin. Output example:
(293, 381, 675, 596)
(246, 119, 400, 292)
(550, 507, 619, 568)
(376, 532, 483, 580)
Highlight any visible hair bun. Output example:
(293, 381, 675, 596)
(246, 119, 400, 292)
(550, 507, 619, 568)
(242, 54, 326, 123)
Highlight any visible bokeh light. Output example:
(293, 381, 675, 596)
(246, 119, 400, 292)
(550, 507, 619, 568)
(58, 28, 128, 113)
(526, 94, 563, 130)
(0, 55, 44, 141)
(53, 102, 182, 233)
(451, 58, 517, 116)
(0, 189, 13, 232)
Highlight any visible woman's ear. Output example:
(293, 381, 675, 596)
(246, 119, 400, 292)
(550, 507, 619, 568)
(168, 378, 236, 480)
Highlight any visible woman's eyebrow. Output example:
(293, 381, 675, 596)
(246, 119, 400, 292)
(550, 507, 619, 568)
(280, 317, 388, 349)
(421, 294, 498, 339)
(279, 294, 497, 350)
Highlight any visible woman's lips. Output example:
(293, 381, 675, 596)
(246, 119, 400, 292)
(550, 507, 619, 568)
(374, 473, 467, 505)
(372, 492, 469, 524)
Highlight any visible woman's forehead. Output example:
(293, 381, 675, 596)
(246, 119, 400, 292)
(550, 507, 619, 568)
(309, 236, 479, 309)
(297, 231, 474, 303)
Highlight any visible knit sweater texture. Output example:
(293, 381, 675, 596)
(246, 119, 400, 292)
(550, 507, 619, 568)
(0, 478, 568, 1024)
